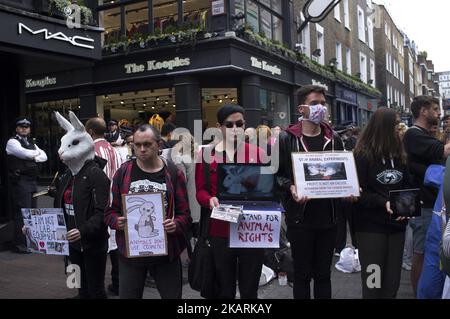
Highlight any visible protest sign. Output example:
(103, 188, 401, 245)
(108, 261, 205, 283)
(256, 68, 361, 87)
(21, 208, 69, 255)
(292, 151, 360, 199)
(229, 210, 281, 248)
(122, 192, 168, 258)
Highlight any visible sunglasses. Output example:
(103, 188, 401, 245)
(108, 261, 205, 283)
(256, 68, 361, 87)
(222, 120, 245, 128)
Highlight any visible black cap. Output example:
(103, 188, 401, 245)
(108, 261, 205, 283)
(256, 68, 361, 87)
(217, 104, 245, 125)
(16, 117, 31, 127)
(108, 120, 118, 126)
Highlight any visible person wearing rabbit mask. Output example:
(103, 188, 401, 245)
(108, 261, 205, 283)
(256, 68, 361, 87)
(6, 117, 47, 254)
(105, 124, 191, 299)
(51, 111, 110, 299)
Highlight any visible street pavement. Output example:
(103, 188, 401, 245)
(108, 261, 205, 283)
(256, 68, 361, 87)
(0, 190, 415, 299)
(0, 249, 414, 299)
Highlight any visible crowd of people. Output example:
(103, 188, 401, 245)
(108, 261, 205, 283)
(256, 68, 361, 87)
(5, 84, 450, 299)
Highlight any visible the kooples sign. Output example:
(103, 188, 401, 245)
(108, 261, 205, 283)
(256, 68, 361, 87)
(25, 76, 57, 88)
(124, 57, 191, 74)
(18, 23, 94, 50)
(250, 57, 281, 76)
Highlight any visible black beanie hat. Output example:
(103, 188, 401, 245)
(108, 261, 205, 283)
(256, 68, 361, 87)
(217, 104, 245, 125)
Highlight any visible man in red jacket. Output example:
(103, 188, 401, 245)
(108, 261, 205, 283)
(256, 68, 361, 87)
(195, 104, 266, 299)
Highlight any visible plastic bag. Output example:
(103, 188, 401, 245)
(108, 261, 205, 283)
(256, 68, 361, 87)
(259, 264, 276, 286)
(335, 247, 361, 273)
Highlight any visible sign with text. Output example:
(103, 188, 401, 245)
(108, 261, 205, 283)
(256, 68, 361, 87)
(123, 192, 168, 258)
(211, 0, 225, 15)
(250, 57, 282, 76)
(229, 210, 281, 248)
(21, 208, 69, 255)
(292, 151, 360, 199)
(124, 57, 190, 74)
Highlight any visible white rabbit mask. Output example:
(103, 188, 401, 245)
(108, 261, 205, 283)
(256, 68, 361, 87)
(54, 111, 95, 176)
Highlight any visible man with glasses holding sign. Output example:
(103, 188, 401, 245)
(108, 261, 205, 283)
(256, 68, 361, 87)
(276, 85, 349, 299)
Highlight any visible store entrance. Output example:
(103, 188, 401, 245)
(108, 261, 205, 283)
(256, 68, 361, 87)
(26, 99, 80, 180)
(201, 88, 238, 128)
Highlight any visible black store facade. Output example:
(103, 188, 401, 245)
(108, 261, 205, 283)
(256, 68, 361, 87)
(0, 3, 102, 227)
(25, 36, 296, 168)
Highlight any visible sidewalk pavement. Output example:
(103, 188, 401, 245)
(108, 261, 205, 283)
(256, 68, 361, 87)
(0, 249, 414, 299)
(0, 189, 415, 299)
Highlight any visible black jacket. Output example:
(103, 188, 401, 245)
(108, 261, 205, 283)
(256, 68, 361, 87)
(403, 125, 444, 208)
(51, 157, 110, 252)
(354, 155, 410, 233)
(276, 121, 344, 228)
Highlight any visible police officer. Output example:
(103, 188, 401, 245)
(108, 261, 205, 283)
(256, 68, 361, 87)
(6, 117, 47, 253)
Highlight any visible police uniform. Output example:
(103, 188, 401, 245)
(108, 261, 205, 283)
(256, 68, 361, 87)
(5, 118, 47, 253)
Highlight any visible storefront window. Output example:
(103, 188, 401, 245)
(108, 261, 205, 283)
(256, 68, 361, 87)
(27, 99, 80, 179)
(273, 15, 282, 42)
(260, 8, 272, 39)
(235, 0, 284, 42)
(271, 0, 282, 14)
(182, 0, 209, 30)
(153, 0, 178, 34)
(246, 1, 259, 33)
(101, 88, 175, 125)
(202, 88, 238, 129)
(125, 2, 149, 38)
(260, 89, 290, 128)
(102, 6, 121, 45)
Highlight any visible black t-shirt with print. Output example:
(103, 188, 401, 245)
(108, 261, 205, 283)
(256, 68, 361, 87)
(129, 162, 169, 263)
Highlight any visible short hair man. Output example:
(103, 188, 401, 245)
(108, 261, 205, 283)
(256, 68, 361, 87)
(6, 117, 47, 253)
(105, 124, 191, 299)
(276, 85, 348, 299)
(403, 95, 450, 298)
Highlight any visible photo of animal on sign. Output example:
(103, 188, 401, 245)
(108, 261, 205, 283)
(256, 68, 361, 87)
(122, 192, 168, 258)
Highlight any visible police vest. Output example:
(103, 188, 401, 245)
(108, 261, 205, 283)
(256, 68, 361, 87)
(7, 136, 38, 178)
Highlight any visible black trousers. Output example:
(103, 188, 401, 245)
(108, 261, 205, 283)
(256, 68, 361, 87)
(69, 247, 107, 299)
(335, 202, 357, 251)
(209, 237, 265, 299)
(356, 232, 405, 299)
(109, 249, 119, 289)
(118, 254, 182, 299)
(10, 177, 37, 247)
(287, 226, 337, 299)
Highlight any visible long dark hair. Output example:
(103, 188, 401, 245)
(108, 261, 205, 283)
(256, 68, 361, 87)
(354, 108, 405, 164)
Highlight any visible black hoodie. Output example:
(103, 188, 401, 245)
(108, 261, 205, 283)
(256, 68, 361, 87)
(354, 154, 410, 233)
(276, 121, 344, 229)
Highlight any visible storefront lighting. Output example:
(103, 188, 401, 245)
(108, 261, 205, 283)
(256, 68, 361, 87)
(231, 98, 235, 102)
(120, 101, 124, 104)
(104, 95, 108, 99)
(224, 95, 228, 98)
(152, 106, 155, 109)
(165, 101, 169, 104)
(156, 97, 160, 101)
(219, 99, 223, 103)
(143, 103, 146, 107)
(173, 104, 176, 107)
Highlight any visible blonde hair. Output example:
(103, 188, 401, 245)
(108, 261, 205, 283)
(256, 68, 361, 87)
(149, 114, 164, 132)
(256, 125, 271, 143)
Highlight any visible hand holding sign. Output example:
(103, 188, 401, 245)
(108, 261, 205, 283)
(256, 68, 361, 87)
(67, 229, 81, 243)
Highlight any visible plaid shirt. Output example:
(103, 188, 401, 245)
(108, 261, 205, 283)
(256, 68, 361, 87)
(105, 159, 191, 259)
